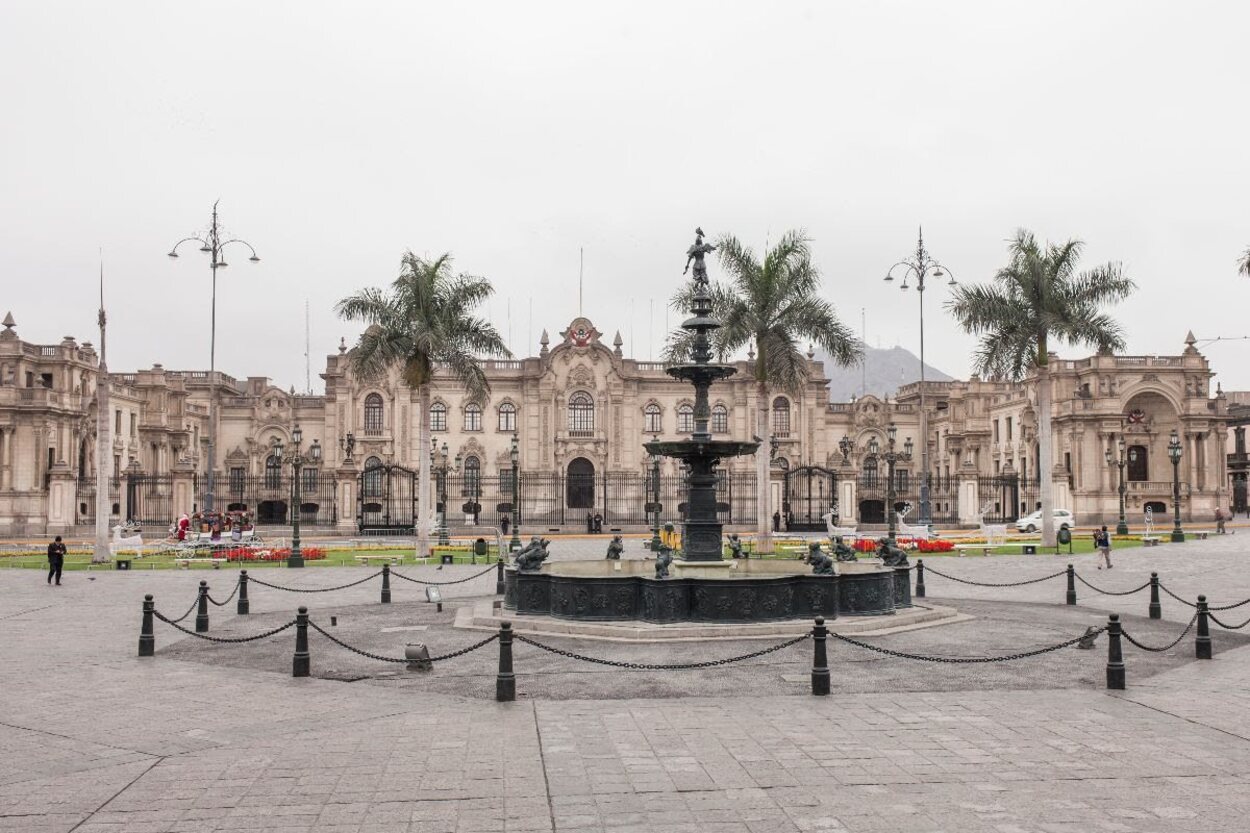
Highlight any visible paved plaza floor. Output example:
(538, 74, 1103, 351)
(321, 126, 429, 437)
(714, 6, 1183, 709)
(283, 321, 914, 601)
(3, 535, 1250, 832)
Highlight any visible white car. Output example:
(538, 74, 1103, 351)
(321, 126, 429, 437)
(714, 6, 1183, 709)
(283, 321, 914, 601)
(1015, 509, 1074, 534)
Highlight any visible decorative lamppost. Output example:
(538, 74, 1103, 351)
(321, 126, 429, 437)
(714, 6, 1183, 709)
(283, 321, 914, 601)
(838, 434, 853, 467)
(509, 434, 522, 552)
(649, 452, 663, 552)
(1104, 437, 1133, 536)
(431, 440, 460, 546)
(271, 426, 321, 568)
(167, 202, 261, 512)
(884, 229, 955, 527)
(869, 424, 914, 543)
(1168, 428, 1185, 542)
(339, 432, 356, 462)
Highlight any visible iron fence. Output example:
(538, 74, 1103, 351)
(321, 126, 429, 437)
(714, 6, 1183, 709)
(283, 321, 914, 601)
(203, 471, 339, 526)
(977, 476, 1041, 524)
(75, 476, 121, 525)
(125, 474, 174, 527)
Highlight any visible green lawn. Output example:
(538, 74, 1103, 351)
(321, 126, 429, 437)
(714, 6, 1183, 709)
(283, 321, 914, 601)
(0, 546, 502, 571)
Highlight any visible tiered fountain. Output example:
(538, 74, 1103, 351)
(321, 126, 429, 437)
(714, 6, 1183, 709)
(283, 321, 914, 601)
(502, 229, 908, 623)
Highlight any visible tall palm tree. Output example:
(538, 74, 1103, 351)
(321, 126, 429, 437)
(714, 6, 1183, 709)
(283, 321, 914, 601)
(1239, 247, 1250, 278)
(668, 230, 861, 552)
(946, 229, 1135, 546)
(337, 252, 510, 560)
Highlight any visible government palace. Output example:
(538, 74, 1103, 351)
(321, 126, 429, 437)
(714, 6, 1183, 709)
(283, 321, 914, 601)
(0, 310, 1243, 537)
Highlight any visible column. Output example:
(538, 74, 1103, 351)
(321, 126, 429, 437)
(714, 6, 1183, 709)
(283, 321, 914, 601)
(336, 463, 358, 534)
(958, 463, 980, 526)
(171, 459, 196, 519)
(45, 460, 75, 534)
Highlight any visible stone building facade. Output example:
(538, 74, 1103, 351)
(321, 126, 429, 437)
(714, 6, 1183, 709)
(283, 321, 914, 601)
(0, 310, 1233, 536)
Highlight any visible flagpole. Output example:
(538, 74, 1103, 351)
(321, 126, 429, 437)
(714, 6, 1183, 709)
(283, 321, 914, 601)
(92, 257, 111, 563)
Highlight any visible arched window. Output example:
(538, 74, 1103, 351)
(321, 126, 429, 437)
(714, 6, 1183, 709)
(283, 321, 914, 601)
(677, 403, 694, 433)
(363, 393, 384, 435)
(498, 401, 516, 432)
(264, 454, 282, 489)
(644, 403, 662, 433)
(711, 404, 729, 434)
(568, 392, 594, 436)
(464, 403, 482, 432)
(462, 455, 481, 496)
(862, 456, 878, 487)
(773, 456, 790, 471)
(363, 455, 382, 497)
(772, 396, 791, 438)
(429, 402, 447, 432)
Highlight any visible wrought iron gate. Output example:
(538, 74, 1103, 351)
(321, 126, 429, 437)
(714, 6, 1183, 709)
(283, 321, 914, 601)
(783, 466, 838, 530)
(358, 463, 419, 533)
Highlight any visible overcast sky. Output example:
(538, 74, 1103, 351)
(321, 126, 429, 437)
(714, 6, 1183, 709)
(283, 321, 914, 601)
(2, 1, 1248, 394)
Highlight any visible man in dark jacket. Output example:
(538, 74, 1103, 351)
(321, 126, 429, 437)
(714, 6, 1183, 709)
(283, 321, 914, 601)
(47, 536, 66, 585)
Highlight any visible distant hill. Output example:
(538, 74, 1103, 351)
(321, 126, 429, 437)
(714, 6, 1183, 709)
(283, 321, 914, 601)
(814, 345, 953, 402)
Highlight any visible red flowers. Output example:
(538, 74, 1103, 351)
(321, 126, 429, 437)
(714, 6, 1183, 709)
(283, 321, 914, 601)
(221, 547, 326, 562)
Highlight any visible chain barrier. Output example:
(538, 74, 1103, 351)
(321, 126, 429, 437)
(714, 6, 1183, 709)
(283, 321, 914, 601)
(922, 566, 1068, 588)
(513, 632, 811, 670)
(306, 619, 499, 663)
(1157, 584, 1250, 612)
(248, 571, 383, 593)
(1207, 611, 1250, 631)
(1158, 584, 1200, 608)
(1120, 613, 1198, 652)
(166, 595, 200, 624)
(1074, 574, 1151, 597)
(1208, 597, 1250, 612)
(389, 564, 497, 586)
(153, 610, 297, 643)
(828, 627, 1105, 664)
(206, 582, 240, 607)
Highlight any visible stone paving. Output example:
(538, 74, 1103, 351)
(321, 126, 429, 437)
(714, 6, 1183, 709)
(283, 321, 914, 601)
(1, 533, 1250, 831)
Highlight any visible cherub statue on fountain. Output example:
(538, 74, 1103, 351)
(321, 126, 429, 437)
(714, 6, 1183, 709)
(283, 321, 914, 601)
(806, 542, 835, 575)
(654, 544, 674, 579)
(605, 534, 624, 560)
(514, 536, 550, 571)
(875, 537, 909, 567)
(727, 533, 747, 559)
(832, 536, 858, 562)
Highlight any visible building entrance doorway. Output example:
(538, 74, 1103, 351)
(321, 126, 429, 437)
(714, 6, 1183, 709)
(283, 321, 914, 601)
(566, 458, 595, 510)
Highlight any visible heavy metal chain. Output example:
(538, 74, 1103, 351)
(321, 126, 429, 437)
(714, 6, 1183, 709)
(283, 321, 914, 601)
(167, 595, 201, 624)
(1208, 597, 1250, 612)
(248, 571, 383, 593)
(513, 632, 811, 670)
(829, 627, 1105, 664)
(1158, 584, 1250, 612)
(153, 610, 296, 643)
(306, 619, 499, 663)
(1207, 611, 1250, 630)
(206, 582, 240, 607)
(1074, 574, 1151, 597)
(1158, 584, 1199, 608)
(1121, 613, 1198, 652)
(923, 566, 1067, 588)
(389, 564, 497, 586)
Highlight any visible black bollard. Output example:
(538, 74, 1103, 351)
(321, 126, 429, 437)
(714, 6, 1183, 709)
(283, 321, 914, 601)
(811, 616, 830, 696)
(293, 606, 310, 677)
(237, 570, 250, 616)
(915, 559, 926, 599)
(1196, 595, 1212, 659)
(496, 556, 505, 595)
(381, 564, 391, 604)
(496, 620, 515, 702)
(1066, 564, 1077, 606)
(1148, 572, 1161, 620)
(139, 594, 155, 657)
(195, 580, 210, 633)
(1106, 613, 1125, 690)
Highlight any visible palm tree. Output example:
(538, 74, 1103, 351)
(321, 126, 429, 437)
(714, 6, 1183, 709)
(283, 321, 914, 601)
(668, 230, 861, 552)
(337, 252, 510, 561)
(1239, 247, 1250, 278)
(946, 229, 1135, 546)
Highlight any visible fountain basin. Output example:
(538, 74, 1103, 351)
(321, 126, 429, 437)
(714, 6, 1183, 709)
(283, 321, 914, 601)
(503, 559, 910, 623)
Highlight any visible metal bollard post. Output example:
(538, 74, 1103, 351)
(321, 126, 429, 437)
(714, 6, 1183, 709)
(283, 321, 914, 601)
(496, 556, 506, 595)
(1148, 572, 1161, 620)
(293, 606, 310, 677)
(496, 620, 515, 702)
(914, 559, 926, 598)
(381, 563, 392, 604)
(195, 580, 210, 633)
(1106, 613, 1125, 690)
(1066, 564, 1077, 606)
(1196, 595, 1212, 659)
(139, 594, 155, 657)
(237, 570, 250, 615)
(811, 616, 830, 696)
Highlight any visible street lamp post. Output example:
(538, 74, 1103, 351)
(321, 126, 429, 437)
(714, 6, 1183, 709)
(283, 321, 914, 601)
(885, 229, 955, 528)
(431, 440, 460, 546)
(649, 453, 663, 552)
(869, 424, 913, 543)
(509, 434, 522, 552)
(167, 202, 261, 512)
(339, 432, 356, 462)
(1104, 437, 1133, 536)
(1169, 429, 1185, 542)
(272, 426, 321, 568)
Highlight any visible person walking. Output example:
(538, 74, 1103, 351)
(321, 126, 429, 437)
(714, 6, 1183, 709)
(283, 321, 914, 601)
(46, 535, 66, 585)
(501, 515, 510, 537)
(1216, 507, 1227, 535)
(1094, 525, 1112, 570)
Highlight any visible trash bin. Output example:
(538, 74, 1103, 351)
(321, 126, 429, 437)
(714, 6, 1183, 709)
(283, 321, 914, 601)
(473, 538, 488, 557)
(1057, 527, 1072, 550)
(440, 553, 454, 565)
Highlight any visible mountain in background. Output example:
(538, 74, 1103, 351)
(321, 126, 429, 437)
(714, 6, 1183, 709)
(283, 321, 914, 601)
(814, 345, 954, 403)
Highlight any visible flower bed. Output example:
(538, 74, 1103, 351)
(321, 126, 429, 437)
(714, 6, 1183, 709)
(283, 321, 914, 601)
(221, 547, 326, 562)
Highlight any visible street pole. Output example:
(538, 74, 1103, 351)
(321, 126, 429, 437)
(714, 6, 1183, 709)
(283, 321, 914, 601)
(650, 454, 663, 552)
(510, 435, 522, 552)
(1169, 429, 1185, 542)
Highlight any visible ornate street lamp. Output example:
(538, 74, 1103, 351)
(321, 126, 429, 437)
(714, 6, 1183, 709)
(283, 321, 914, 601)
(649, 452, 663, 552)
(167, 201, 261, 513)
(509, 434, 522, 552)
(339, 432, 356, 462)
(430, 440, 460, 546)
(1168, 429, 1185, 542)
(885, 229, 955, 527)
(868, 425, 913, 543)
(838, 434, 853, 467)
(272, 426, 321, 568)
(1104, 437, 1133, 535)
